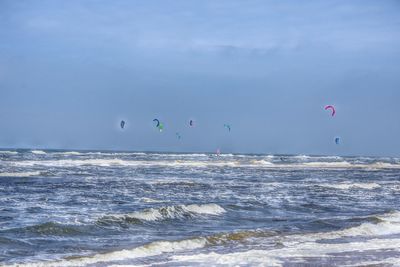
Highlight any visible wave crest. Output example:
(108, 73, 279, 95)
(0, 171, 41, 177)
(31, 150, 46, 155)
(99, 204, 226, 224)
(319, 182, 381, 190)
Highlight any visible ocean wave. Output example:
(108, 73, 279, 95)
(0, 171, 41, 177)
(140, 197, 164, 203)
(31, 150, 47, 155)
(13, 222, 83, 236)
(9, 211, 400, 266)
(54, 151, 82, 155)
(301, 161, 353, 168)
(319, 182, 381, 190)
(249, 159, 274, 166)
(170, 211, 400, 266)
(292, 161, 400, 169)
(85, 151, 147, 156)
(13, 159, 134, 167)
(14, 230, 269, 267)
(159, 153, 209, 157)
(99, 203, 225, 223)
(13, 237, 208, 267)
(294, 154, 310, 160)
(11, 159, 234, 168)
(218, 153, 234, 157)
(205, 229, 277, 245)
(171, 237, 400, 266)
(316, 155, 343, 160)
(330, 210, 400, 238)
(8, 157, 400, 170)
(293, 155, 344, 161)
(149, 180, 210, 189)
(368, 162, 400, 169)
(0, 151, 18, 155)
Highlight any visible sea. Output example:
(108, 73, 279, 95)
(0, 149, 400, 266)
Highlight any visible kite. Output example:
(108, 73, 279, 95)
(324, 105, 336, 117)
(335, 137, 340, 145)
(153, 119, 160, 127)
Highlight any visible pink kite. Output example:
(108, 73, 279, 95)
(324, 105, 336, 117)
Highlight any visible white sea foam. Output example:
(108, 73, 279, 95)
(281, 211, 400, 245)
(12, 237, 207, 267)
(368, 162, 400, 169)
(0, 171, 41, 177)
(109, 203, 226, 222)
(332, 211, 400, 238)
(316, 156, 343, 160)
(320, 182, 381, 190)
(183, 204, 226, 215)
(171, 211, 400, 266)
(31, 150, 46, 155)
(302, 161, 353, 168)
(249, 160, 274, 166)
(164, 153, 208, 157)
(9, 157, 400, 170)
(218, 153, 234, 157)
(11, 159, 234, 168)
(57, 151, 82, 155)
(9, 211, 400, 267)
(171, 238, 400, 266)
(294, 155, 310, 160)
(0, 151, 18, 155)
(140, 197, 164, 203)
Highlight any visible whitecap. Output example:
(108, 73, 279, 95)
(31, 150, 46, 155)
(56, 151, 82, 155)
(294, 155, 310, 160)
(13, 237, 207, 267)
(0, 171, 41, 177)
(301, 161, 353, 168)
(140, 197, 164, 203)
(171, 211, 400, 266)
(320, 182, 381, 190)
(0, 151, 18, 155)
(106, 203, 225, 222)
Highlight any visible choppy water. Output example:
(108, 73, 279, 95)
(1, 149, 400, 266)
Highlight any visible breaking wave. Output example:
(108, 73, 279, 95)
(12, 237, 208, 267)
(11, 156, 400, 170)
(31, 150, 47, 155)
(99, 204, 226, 223)
(0, 150, 18, 155)
(319, 182, 381, 190)
(0, 171, 41, 177)
(302, 161, 353, 168)
(325, 210, 400, 239)
(171, 211, 400, 266)
(6, 210, 400, 267)
(55, 151, 82, 155)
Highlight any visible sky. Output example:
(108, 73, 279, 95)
(0, 0, 399, 156)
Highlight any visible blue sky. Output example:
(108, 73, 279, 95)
(0, 0, 399, 156)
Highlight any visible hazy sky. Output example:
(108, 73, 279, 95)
(0, 0, 399, 156)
